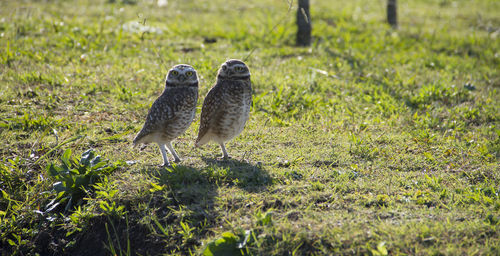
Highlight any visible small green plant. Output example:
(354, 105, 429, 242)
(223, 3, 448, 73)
(96, 191, 126, 217)
(203, 211, 274, 255)
(0, 157, 25, 199)
(92, 177, 127, 218)
(255, 210, 273, 226)
(370, 241, 389, 256)
(46, 149, 122, 211)
(407, 83, 470, 109)
(203, 231, 250, 256)
(178, 220, 196, 244)
(66, 205, 96, 236)
(3, 111, 65, 131)
(105, 215, 131, 256)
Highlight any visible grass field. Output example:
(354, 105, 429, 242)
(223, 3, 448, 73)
(1, 0, 499, 255)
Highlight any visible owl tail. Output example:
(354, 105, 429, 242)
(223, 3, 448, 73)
(195, 135, 210, 148)
(132, 132, 145, 148)
(132, 139, 147, 151)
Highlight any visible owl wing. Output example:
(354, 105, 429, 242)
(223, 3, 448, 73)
(133, 93, 177, 145)
(195, 84, 223, 146)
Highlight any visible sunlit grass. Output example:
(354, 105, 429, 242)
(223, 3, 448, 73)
(0, 0, 499, 255)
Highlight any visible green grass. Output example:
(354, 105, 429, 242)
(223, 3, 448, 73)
(1, 0, 499, 255)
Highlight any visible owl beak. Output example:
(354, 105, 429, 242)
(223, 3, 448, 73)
(178, 74, 186, 81)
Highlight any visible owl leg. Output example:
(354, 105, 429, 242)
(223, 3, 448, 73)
(219, 143, 231, 160)
(166, 142, 181, 163)
(158, 143, 170, 166)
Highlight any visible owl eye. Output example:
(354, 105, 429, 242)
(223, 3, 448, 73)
(186, 71, 193, 76)
(222, 65, 227, 71)
(235, 66, 244, 72)
(171, 70, 179, 76)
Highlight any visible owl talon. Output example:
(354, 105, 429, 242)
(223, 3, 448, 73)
(160, 163, 171, 168)
(217, 156, 231, 161)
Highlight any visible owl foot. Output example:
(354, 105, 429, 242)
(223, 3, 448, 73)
(166, 142, 181, 163)
(218, 143, 231, 161)
(217, 155, 231, 161)
(160, 163, 171, 168)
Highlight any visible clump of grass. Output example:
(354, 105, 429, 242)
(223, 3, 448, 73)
(46, 149, 123, 211)
(2, 111, 67, 131)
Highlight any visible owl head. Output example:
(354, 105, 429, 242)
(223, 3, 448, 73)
(165, 64, 199, 87)
(217, 59, 251, 80)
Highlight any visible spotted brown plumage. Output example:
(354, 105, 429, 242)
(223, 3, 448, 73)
(133, 64, 199, 166)
(195, 59, 252, 159)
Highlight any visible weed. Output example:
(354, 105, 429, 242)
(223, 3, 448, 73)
(46, 149, 123, 211)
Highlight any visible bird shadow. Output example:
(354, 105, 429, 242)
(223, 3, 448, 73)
(200, 156, 272, 192)
(149, 164, 218, 213)
(126, 159, 271, 253)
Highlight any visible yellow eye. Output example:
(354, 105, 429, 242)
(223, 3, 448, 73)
(171, 70, 179, 76)
(186, 71, 193, 76)
(235, 66, 244, 72)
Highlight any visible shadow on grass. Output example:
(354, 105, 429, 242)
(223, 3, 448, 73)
(154, 164, 218, 220)
(131, 164, 221, 254)
(63, 161, 272, 256)
(66, 164, 219, 256)
(200, 157, 272, 192)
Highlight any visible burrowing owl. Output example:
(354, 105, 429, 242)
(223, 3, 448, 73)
(133, 64, 198, 166)
(195, 59, 252, 159)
